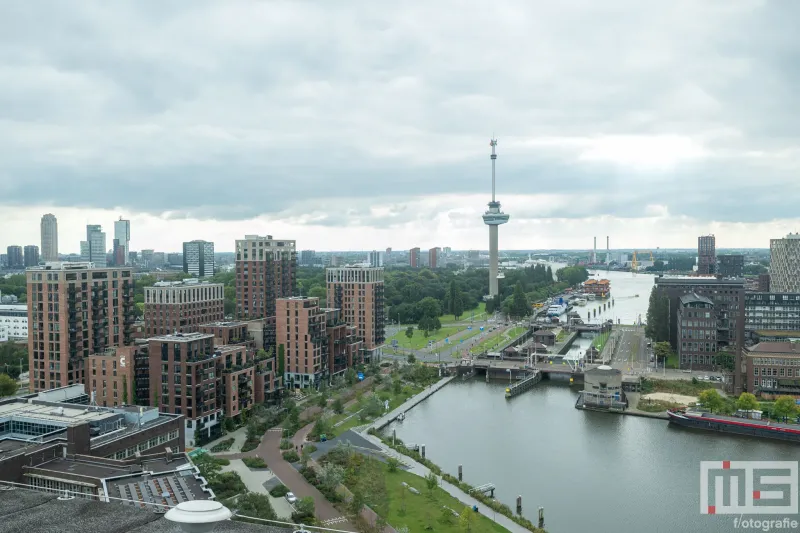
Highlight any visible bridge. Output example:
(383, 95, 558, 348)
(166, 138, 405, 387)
(505, 370, 542, 398)
(470, 483, 496, 498)
(458, 358, 586, 382)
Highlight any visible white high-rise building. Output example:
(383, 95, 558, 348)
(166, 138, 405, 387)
(770, 233, 800, 293)
(40, 213, 58, 261)
(183, 240, 215, 278)
(80, 224, 107, 266)
(114, 217, 131, 265)
(368, 250, 383, 267)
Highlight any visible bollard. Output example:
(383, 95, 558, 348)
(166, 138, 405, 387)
(393, 429, 396, 446)
(421, 444, 426, 458)
(458, 464, 463, 482)
(516, 495, 522, 515)
(538, 507, 545, 528)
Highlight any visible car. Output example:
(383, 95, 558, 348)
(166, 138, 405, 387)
(285, 492, 297, 504)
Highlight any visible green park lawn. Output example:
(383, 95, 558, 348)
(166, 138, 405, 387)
(389, 326, 462, 350)
(385, 468, 509, 533)
(467, 326, 528, 355)
(439, 302, 487, 324)
(592, 331, 610, 351)
(329, 385, 424, 437)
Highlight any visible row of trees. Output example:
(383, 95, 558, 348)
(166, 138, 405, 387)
(698, 390, 800, 420)
(0, 274, 26, 303)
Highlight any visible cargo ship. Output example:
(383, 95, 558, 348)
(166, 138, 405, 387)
(667, 408, 800, 443)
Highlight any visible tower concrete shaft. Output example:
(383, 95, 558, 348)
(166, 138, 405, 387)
(482, 138, 509, 299)
(489, 225, 499, 296)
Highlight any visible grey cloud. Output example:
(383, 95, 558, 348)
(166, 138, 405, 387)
(0, 0, 797, 227)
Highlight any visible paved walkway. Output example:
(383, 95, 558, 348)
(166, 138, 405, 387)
(365, 376, 454, 432)
(220, 459, 295, 519)
(206, 426, 247, 454)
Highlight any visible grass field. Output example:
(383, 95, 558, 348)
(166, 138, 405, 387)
(592, 331, 610, 351)
(384, 468, 509, 533)
(468, 326, 527, 355)
(329, 385, 423, 437)
(440, 302, 487, 324)
(388, 326, 463, 350)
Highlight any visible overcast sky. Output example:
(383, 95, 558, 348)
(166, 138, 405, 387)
(2, 0, 798, 253)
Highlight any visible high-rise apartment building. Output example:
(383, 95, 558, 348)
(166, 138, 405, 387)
(277, 297, 328, 389)
(112, 239, 125, 266)
(300, 250, 316, 266)
(409, 247, 420, 268)
(428, 247, 439, 269)
(114, 218, 130, 265)
(697, 235, 716, 275)
(770, 233, 800, 293)
(326, 266, 385, 361)
(183, 240, 215, 278)
(26, 262, 136, 393)
(23, 245, 40, 267)
(81, 225, 107, 267)
(143, 279, 224, 336)
(235, 235, 296, 320)
(40, 214, 58, 261)
(6, 246, 23, 269)
(368, 250, 383, 267)
(717, 254, 744, 277)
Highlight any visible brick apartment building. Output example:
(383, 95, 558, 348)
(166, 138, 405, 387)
(26, 262, 136, 393)
(86, 345, 137, 408)
(235, 235, 296, 320)
(654, 275, 745, 392)
(428, 247, 439, 269)
(324, 308, 363, 377)
(677, 293, 717, 369)
(146, 332, 274, 445)
(409, 247, 420, 268)
(746, 342, 800, 399)
(697, 235, 716, 275)
(143, 279, 224, 337)
(277, 297, 328, 389)
(326, 266, 386, 362)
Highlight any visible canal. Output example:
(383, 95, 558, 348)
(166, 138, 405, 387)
(387, 268, 798, 532)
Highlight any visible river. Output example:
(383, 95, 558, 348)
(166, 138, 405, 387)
(387, 268, 799, 532)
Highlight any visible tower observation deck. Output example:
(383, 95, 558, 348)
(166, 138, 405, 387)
(482, 138, 510, 298)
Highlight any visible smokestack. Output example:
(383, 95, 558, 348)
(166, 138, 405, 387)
(593, 237, 597, 263)
(606, 236, 609, 252)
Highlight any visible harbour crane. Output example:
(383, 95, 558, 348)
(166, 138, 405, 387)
(631, 250, 655, 274)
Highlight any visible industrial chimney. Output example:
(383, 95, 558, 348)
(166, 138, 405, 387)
(593, 237, 597, 263)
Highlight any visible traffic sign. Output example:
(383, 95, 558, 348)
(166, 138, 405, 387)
(357, 372, 364, 381)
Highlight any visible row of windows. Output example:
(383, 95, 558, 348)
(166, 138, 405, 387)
(107, 429, 180, 460)
(751, 358, 800, 366)
(754, 367, 800, 377)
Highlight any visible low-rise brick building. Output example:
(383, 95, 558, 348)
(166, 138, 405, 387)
(746, 342, 800, 399)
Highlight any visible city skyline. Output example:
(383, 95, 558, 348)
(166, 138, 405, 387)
(1, 2, 799, 251)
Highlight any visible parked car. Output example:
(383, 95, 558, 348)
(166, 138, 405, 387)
(285, 492, 297, 504)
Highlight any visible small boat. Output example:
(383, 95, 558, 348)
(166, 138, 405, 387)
(573, 298, 587, 306)
(396, 412, 405, 422)
(634, 294, 639, 298)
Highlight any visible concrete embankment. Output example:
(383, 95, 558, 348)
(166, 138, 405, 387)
(365, 376, 454, 432)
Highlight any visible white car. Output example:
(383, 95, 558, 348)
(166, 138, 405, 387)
(285, 492, 297, 504)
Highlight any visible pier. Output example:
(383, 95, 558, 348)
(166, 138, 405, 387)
(470, 483, 497, 498)
(505, 370, 542, 398)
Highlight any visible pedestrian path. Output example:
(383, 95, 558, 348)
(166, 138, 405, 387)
(362, 376, 454, 432)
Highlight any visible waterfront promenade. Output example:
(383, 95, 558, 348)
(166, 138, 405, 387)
(365, 375, 454, 431)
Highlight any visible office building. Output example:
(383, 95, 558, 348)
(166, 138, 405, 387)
(745, 292, 800, 342)
(80, 225, 107, 267)
(40, 214, 58, 261)
(677, 293, 717, 369)
(409, 247, 420, 268)
(6, 246, 23, 269)
(113, 218, 130, 265)
(770, 233, 800, 293)
(327, 266, 385, 361)
(140, 249, 154, 267)
(143, 279, 224, 337)
(277, 297, 328, 389)
(746, 342, 800, 399)
(717, 254, 744, 277)
(368, 250, 383, 267)
(0, 304, 28, 340)
(300, 250, 316, 266)
(235, 234, 296, 320)
(23, 245, 40, 267)
(26, 262, 136, 393)
(654, 275, 745, 392)
(146, 332, 269, 445)
(182, 240, 215, 278)
(429, 247, 439, 269)
(697, 235, 716, 275)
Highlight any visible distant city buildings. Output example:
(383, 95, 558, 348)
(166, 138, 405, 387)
(183, 240, 215, 278)
(23, 245, 39, 267)
(716, 254, 743, 277)
(326, 266, 385, 361)
(26, 262, 136, 392)
(300, 249, 316, 266)
(235, 234, 296, 319)
(144, 279, 224, 336)
(6, 245, 22, 269)
(409, 247, 420, 268)
(114, 217, 130, 265)
(428, 247, 439, 269)
(40, 214, 58, 261)
(81, 224, 107, 267)
(0, 304, 27, 341)
(769, 233, 800, 293)
(697, 235, 716, 275)
(368, 250, 383, 267)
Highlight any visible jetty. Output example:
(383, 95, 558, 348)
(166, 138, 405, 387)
(505, 370, 543, 399)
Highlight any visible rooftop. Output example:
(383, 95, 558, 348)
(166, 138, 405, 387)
(26, 262, 129, 272)
(150, 280, 223, 288)
(747, 342, 800, 355)
(149, 332, 216, 342)
(655, 275, 745, 286)
(679, 293, 714, 306)
(200, 321, 248, 328)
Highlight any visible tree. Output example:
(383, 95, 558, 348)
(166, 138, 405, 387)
(510, 281, 530, 318)
(332, 397, 344, 414)
(0, 374, 18, 398)
(191, 452, 222, 482)
(235, 493, 277, 522)
(122, 375, 128, 405)
(772, 396, 798, 419)
(736, 392, 759, 411)
(292, 496, 315, 524)
(246, 421, 260, 442)
(344, 367, 357, 386)
(716, 351, 736, 372)
(407, 354, 416, 364)
(318, 463, 345, 491)
(405, 326, 414, 339)
(459, 507, 477, 532)
(645, 287, 670, 343)
(277, 344, 286, 377)
(446, 280, 464, 319)
(698, 389, 724, 413)
(425, 471, 438, 497)
(387, 457, 400, 473)
(653, 342, 673, 366)
(316, 392, 328, 408)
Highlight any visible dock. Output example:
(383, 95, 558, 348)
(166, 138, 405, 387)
(505, 370, 542, 398)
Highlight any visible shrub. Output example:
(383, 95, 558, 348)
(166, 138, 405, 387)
(210, 438, 235, 452)
(241, 439, 260, 453)
(242, 457, 268, 469)
(305, 444, 318, 454)
(269, 484, 290, 497)
(280, 438, 294, 450)
(282, 450, 300, 463)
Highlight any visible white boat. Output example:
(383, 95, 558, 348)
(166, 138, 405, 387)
(585, 293, 596, 301)
(547, 303, 567, 317)
(573, 298, 587, 306)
